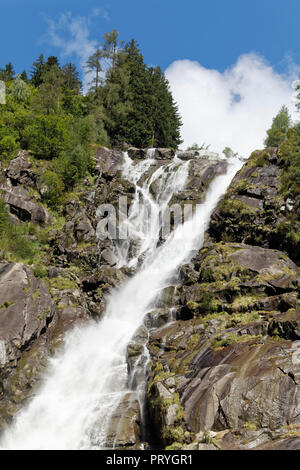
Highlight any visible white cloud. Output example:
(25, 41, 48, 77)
(165, 54, 300, 157)
(46, 10, 109, 92)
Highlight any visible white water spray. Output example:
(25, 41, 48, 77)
(0, 153, 242, 449)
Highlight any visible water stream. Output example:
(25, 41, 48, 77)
(0, 152, 242, 449)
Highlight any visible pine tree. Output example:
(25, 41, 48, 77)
(101, 38, 182, 148)
(103, 29, 123, 70)
(265, 105, 291, 147)
(0, 62, 15, 81)
(30, 54, 45, 87)
(62, 63, 81, 91)
(117, 39, 153, 147)
(45, 56, 59, 71)
(20, 70, 28, 82)
(31, 65, 65, 114)
(86, 48, 104, 91)
(148, 66, 182, 148)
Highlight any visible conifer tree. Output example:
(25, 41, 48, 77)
(31, 65, 65, 114)
(103, 29, 123, 70)
(20, 71, 28, 82)
(0, 62, 15, 81)
(62, 63, 81, 91)
(98, 38, 182, 148)
(86, 49, 104, 90)
(265, 105, 291, 147)
(30, 54, 45, 87)
(148, 66, 182, 148)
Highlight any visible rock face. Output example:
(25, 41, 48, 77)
(209, 148, 300, 265)
(142, 147, 300, 450)
(93, 146, 124, 175)
(0, 153, 52, 224)
(0, 263, 56, 366)
(1, 144, 299, 450)
(0, 261, 91, 431)
(0, 263, 56, 430)
(5, 152, 36, 186)
(101, 393, 142, 449)
(170, 159, 227, 206)
(0, 179, 51, 224)
(139, 149, 300, 450)
(146, 243, 300, 449)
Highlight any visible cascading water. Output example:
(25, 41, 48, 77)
(0, 152, 242, 450)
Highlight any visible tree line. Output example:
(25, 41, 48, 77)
(0, 30, 182, 208)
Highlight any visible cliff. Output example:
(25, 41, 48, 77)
(145, 147, 300, 450)
(0, 146, 299, 450)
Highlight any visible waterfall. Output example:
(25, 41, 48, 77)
(0, 152, 242, 450)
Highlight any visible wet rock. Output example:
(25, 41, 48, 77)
(154, 148, 175, 160)
(93, 146, 124, 175)
(177, 150, 200, 161)
(103, 392, 141, 449)
(169, 159, 227, 207)
(145, 309, 177, 329)
(127, 147, 147, 160)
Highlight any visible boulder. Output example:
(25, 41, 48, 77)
(93, 146, 124, 175)
(177, 150, 200, 161)
(127, 147, 147, 160)
(82, 266, 128, 292)
(154, 148, 175, 160)
(0, 179, 51, 224)
(6, 152, 36, 186)
(99, 392, 142, 449)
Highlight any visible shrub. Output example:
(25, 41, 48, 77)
(40, 169, 65, 208)
(0, 199, 36, 263)
(54, 144, 91, 189)
(0, 135, 18, 160)
(279, 123, 300, 198)
(23, 114, 71, 159)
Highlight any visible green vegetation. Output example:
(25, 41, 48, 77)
(47, 276, 78, 291)
(243, 422, 258, 431)
(0, 199, 36, 263)
(0, 301, 14, 309)
(279, 122, 300, 198)
(210, 333, 262, 350)
(200, 311, 260, 328)
(0, 30, 182, 211)
(264, 106, 290, 148)
(262, 100, 300, 200)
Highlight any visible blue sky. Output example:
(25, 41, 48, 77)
(0, 0, 298, 75)
(0, 0, 299, 155)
